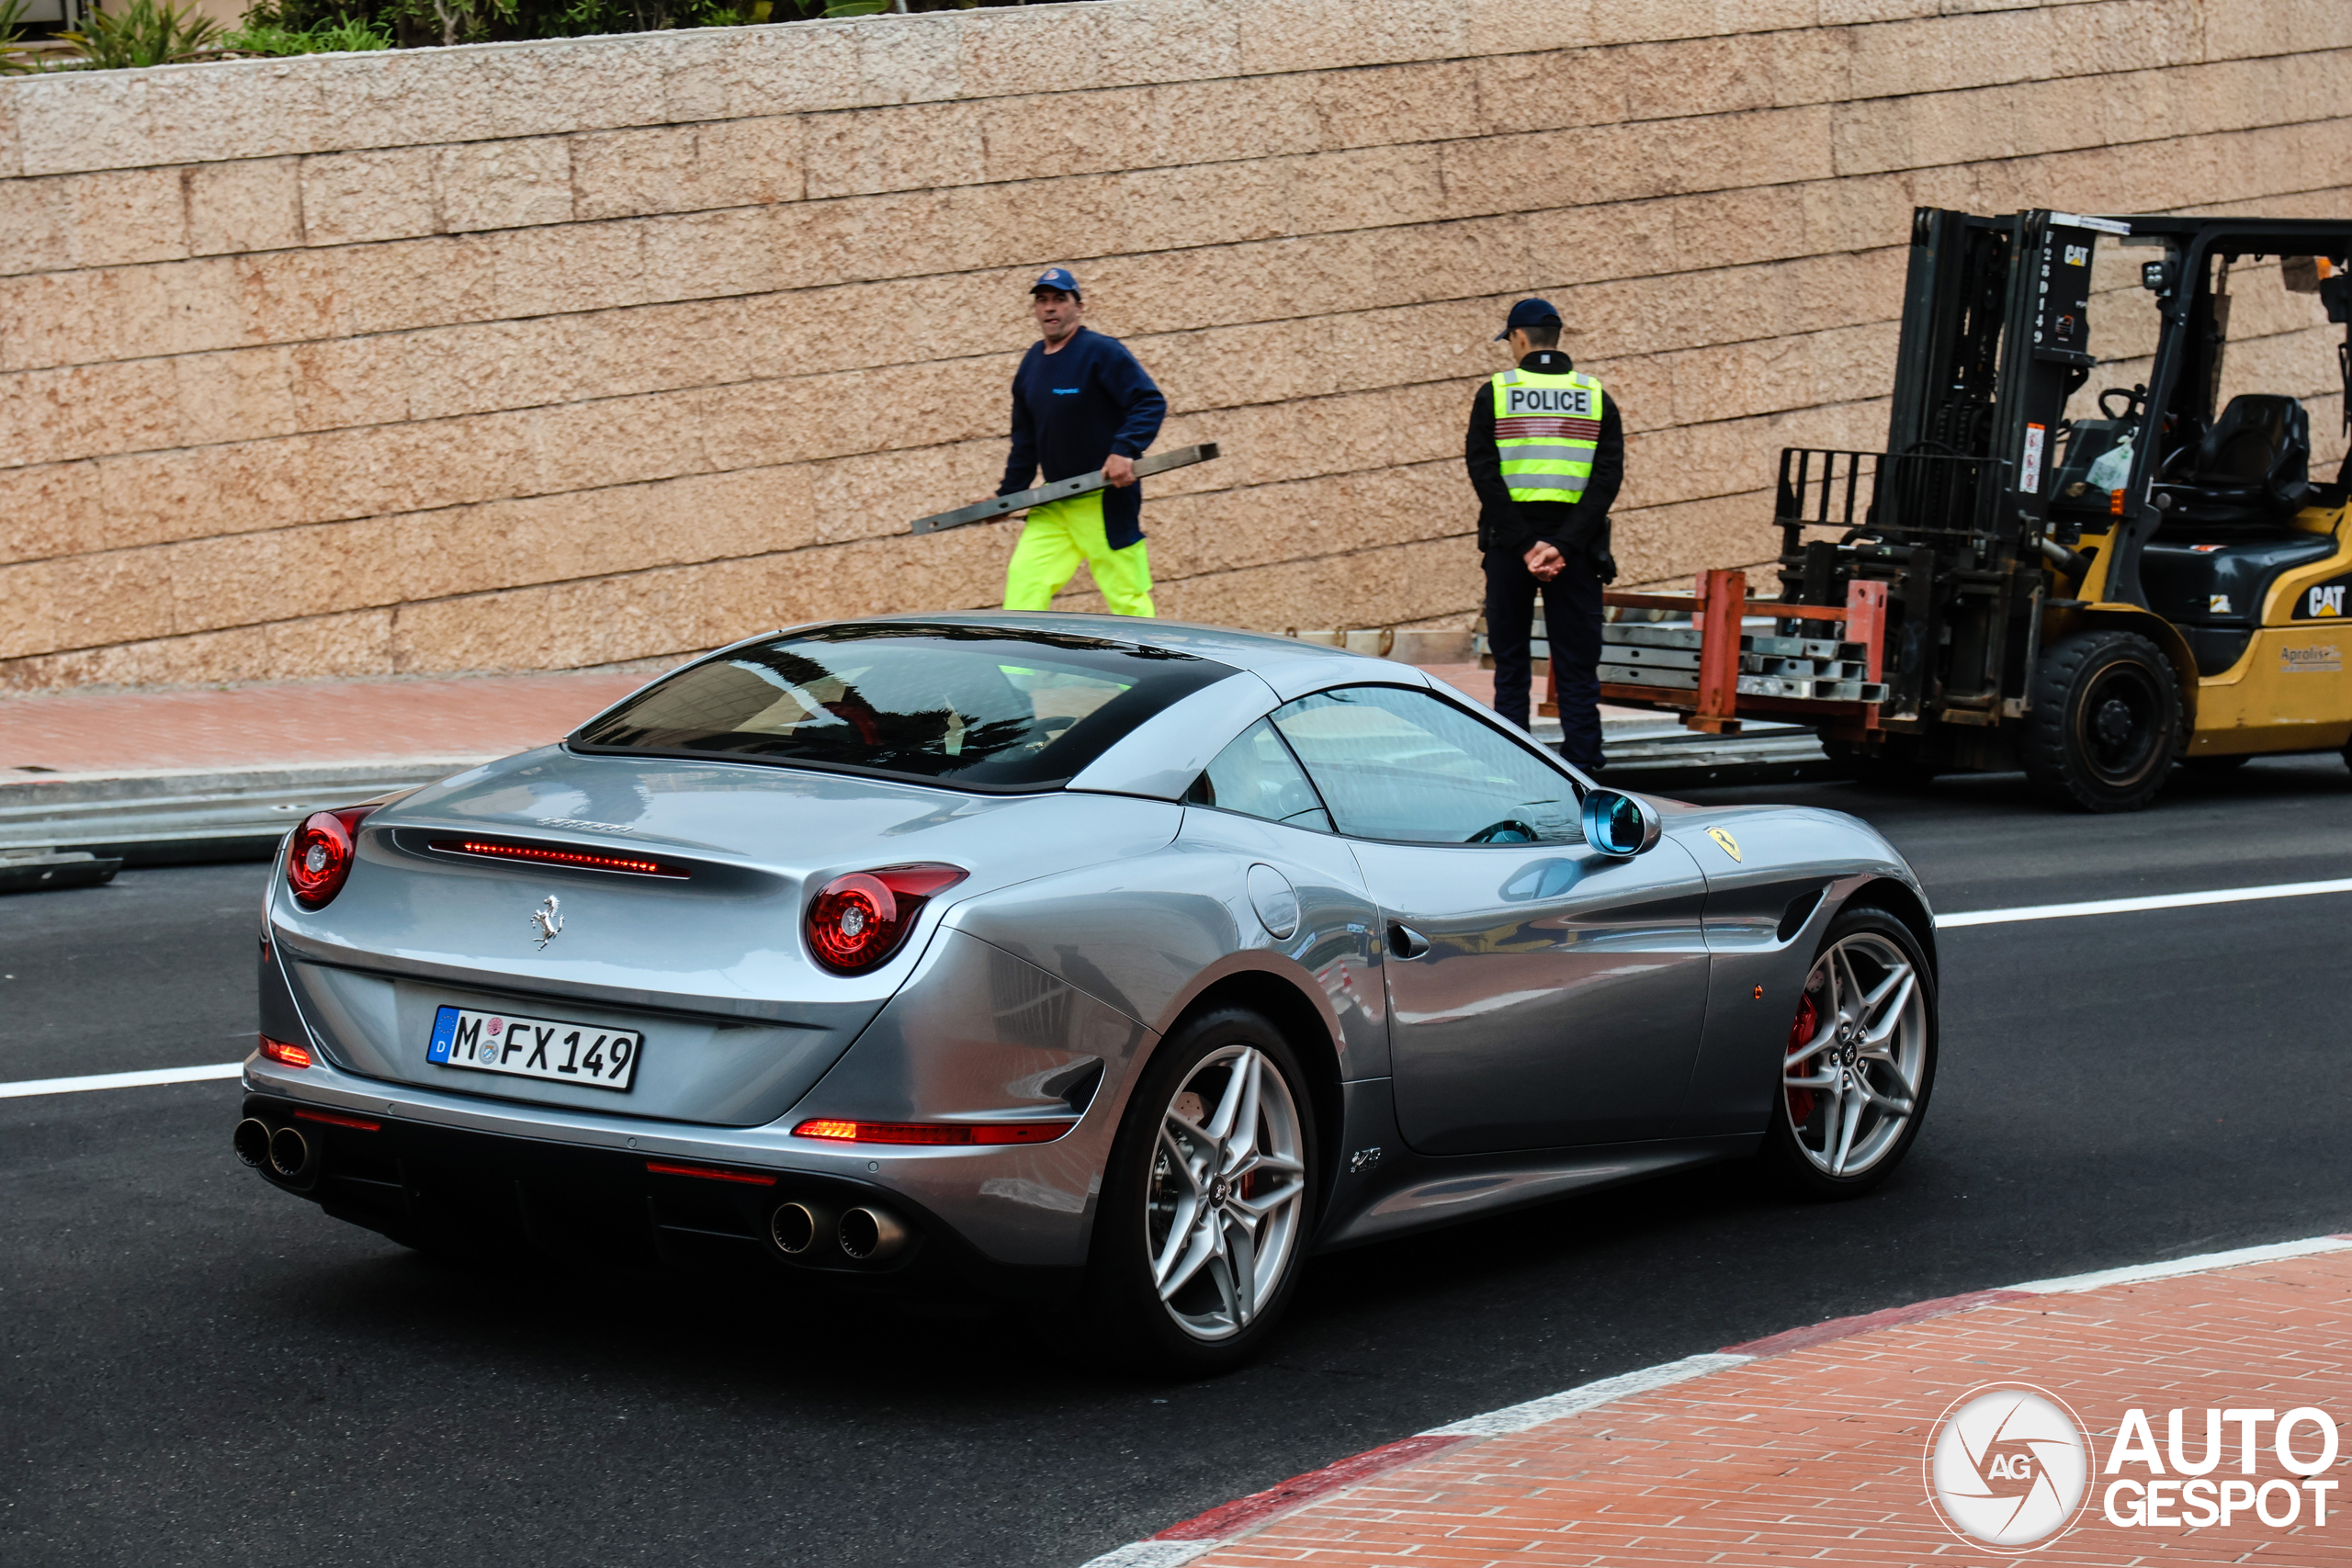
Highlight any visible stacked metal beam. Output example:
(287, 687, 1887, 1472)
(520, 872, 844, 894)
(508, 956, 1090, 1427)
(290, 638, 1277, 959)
(1598, 622, 1889, 704)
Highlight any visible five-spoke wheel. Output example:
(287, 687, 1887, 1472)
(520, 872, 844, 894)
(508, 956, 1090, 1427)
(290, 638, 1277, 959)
(1764, 905, 1937, 1196)
(1088, 1008, 1318, 1372)
(1147, 1043, 1309, 1341)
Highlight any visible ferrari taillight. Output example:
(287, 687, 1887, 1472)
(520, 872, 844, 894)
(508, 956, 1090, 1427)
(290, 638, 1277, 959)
(286, 806, 376, 909)
(805, 863, 967, 974)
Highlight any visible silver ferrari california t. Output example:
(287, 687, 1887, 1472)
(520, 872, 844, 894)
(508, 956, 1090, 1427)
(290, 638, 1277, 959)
(237, 615, 1939, 1371)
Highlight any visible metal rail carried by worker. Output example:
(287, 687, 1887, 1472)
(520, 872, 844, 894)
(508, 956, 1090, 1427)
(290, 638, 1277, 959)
(908, 444, 1221, 536)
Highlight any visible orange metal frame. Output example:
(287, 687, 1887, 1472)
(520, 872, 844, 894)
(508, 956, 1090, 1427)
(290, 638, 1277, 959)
(1542, 569, 1889, 738)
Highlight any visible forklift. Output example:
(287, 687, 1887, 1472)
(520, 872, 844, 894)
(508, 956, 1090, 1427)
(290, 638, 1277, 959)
(1770, 208, 2352, 810)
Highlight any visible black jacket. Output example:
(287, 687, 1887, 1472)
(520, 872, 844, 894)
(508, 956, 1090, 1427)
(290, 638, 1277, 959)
(1465, 350, 1623, 569)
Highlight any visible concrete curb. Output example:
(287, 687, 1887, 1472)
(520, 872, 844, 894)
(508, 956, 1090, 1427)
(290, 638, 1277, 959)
(1074, 1233, 2352, 1567)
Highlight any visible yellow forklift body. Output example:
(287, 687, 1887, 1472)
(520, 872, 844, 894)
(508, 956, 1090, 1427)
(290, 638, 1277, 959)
(2179, 501, 2352, 755)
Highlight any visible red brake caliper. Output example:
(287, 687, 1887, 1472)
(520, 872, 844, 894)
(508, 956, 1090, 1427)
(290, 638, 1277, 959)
(1787, 989, 1820, 1127)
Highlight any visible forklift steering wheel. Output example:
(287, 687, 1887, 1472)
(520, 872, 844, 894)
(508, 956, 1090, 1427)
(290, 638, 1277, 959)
(2098, 384, 2149, 423)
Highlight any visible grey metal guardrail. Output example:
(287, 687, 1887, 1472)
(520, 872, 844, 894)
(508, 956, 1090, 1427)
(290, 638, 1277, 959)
(0, 760, 489, 866)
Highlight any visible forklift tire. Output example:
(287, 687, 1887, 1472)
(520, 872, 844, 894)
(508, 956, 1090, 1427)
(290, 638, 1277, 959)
(2020, 630, 2182, 813)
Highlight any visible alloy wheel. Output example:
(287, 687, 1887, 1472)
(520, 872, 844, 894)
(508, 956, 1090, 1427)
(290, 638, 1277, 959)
(1781, 931, 1928, 1178)
(1145, 1044, 1308, 1342)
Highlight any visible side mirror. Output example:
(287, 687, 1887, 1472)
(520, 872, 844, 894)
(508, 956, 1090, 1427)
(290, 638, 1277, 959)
(1580, 788, 1661, 857)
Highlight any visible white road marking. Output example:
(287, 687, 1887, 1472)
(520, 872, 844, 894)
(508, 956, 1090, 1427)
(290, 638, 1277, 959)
(0, 1062, 242, 1100)
(1418, 1351, 1754, 1438)
(2005, 1235, 2352, 1294)
(1936, 875, 2352, 928)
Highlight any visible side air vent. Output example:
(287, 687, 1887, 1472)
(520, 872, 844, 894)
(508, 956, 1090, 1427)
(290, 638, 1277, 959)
(1778, 888, 1826, 943)
(425, 837, 690, 879)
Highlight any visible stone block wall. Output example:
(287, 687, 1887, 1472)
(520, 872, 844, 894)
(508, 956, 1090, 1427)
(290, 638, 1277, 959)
(1, 0, 2346, 688)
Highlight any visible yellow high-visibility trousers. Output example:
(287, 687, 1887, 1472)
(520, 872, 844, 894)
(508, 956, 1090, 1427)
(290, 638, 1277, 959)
(1002, 490, 1156, 617)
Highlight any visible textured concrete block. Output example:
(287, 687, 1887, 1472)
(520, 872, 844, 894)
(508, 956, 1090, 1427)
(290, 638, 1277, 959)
(435, 138, 575, 234)
(1587, 0, 1813, 49)
(0, 460, 106, 566)
(477, 39, 668, 141)
(662, 24, 862, 122)
(1306, 61, 1480, 152)
(334, 235, 501, 338)
(1463, 0, 1590, 56)
(62, 168, 187, 267)
(0, 361, 180, 468)
(0, 88, 19, 181)
(0, 270, 119, 372)
(571, 118, 800, 223)
(401, 316, 575, 423)
(316, 51, 493, 154)
(638, 206, 785, 303)
(174, 346, 296, 447)
(144, 57, 326, 167)
(290, 336, 411, 433)
(805, 100, 985, 200)
(265, 608, 396, 678)
(300, 149, 438, 247)
(532, 389, 718, 494)
(571, 126, 696, 222)
(0, 547, 175, 660)
(10, 71, 152, 178)
(0, 177, 67, 278)
(487, 220, 650, 319)
(956, 0, 1240, 100)
(186, 159, 304, 257)
(855, 14, 964, 108)
(233, 247, 342, 346)
(1238, 0, 1466, 78)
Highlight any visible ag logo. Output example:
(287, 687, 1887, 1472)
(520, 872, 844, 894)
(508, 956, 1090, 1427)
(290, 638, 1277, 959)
(1925, 1383, 2091, 1551)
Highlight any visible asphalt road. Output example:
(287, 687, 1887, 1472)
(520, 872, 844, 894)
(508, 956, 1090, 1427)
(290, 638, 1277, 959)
(6, 754, 2352, 1567)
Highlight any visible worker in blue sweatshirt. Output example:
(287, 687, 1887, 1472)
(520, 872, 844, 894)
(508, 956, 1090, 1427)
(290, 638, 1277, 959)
(999, 268, 1168, 616)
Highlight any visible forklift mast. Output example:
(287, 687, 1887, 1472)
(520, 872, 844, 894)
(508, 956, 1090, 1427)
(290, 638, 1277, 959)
(1776, 206, 2352, 744)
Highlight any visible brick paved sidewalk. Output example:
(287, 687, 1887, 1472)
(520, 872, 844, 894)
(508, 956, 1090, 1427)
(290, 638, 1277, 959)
(1184, 1246, 2352, 1567)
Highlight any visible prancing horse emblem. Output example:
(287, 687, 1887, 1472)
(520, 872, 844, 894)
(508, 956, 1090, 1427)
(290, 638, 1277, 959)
(529, 895, 563, 948)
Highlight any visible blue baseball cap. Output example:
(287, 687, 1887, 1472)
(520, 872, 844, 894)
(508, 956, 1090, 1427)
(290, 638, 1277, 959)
(1031, 267, 1081, 299)
(1495, 297, 1563, 340)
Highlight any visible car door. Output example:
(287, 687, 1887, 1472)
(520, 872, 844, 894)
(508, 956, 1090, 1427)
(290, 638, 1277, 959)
(1270, 684, 1713, 1154)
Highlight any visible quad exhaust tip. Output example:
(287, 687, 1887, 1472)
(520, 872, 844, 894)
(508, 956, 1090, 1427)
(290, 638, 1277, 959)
(769, 1201, 819, 1256)
(267, 1124, 312, 1180)
(232, 1118, 271, 1168)
(838, 1206, 907, 1263)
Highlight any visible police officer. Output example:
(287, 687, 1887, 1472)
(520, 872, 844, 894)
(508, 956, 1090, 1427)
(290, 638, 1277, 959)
(999, 267, 1168, 617)
(1465, 297, 1623, 770)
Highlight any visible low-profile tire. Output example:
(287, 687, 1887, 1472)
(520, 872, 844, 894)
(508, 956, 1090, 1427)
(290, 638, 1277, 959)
(1082, 1007, 1319, 1376)
(1761, 904, 1937, 1200)
(2019, 629, 2182, 812)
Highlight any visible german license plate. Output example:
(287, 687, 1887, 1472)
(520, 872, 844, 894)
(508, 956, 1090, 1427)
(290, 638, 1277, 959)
(427, 1005, 641, 1092)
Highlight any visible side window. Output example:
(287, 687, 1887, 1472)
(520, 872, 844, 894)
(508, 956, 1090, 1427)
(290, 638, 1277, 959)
(1271, 685, 1579, 845)
(1184, 719, 1334, 833)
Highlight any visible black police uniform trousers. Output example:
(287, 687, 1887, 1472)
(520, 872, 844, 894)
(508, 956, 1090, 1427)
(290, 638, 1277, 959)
(1484, 547, 1604, 770)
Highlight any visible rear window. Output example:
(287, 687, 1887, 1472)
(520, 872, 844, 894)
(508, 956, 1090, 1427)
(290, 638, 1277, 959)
(570, 623, 1234, 791)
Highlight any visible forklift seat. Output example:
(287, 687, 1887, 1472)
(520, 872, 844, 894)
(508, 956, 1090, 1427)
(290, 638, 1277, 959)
(2161, 394, 2312, 525)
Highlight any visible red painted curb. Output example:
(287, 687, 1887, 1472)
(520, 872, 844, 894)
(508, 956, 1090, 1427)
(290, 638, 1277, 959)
(1152, 1433, 1465, 1541)
(1722, 1287, 2032, 1357)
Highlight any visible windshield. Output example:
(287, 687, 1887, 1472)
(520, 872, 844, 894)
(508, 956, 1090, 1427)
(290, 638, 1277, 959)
(571, 624, 1234, 791)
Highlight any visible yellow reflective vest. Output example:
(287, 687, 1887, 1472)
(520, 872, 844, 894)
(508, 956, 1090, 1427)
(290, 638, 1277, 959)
(1491, 367, 1606, 505)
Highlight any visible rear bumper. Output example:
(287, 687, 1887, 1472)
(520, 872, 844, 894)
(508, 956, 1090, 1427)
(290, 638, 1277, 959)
(238, 1090, 1083, 1303)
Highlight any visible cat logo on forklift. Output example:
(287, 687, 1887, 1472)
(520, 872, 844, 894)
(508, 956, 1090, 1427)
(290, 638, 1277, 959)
(2291, 575, 2352, 619)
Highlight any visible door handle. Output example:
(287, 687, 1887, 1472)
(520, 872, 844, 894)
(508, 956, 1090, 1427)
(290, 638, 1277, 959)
(1387, 922, 1431, 959)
